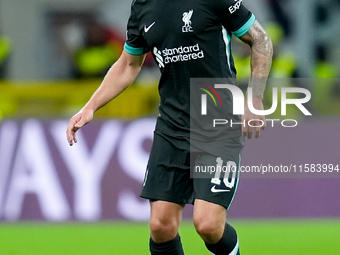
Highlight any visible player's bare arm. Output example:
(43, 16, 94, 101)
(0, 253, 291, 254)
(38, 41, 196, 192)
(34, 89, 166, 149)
(239, 20, 273, 139)
(66, 50, 146, 146)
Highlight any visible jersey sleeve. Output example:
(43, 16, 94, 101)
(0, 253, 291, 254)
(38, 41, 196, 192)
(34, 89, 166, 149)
(213, 0, 255, 37)
(124, 2, 149, 55)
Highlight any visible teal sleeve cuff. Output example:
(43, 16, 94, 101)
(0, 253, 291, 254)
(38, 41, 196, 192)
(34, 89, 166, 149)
(232, 14, 256, 37)
(124, 43, 144, 55)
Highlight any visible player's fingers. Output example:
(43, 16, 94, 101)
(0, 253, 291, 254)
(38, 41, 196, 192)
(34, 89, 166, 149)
(255, 126, 261, 139)
(247, 128, 253, 139)
(255, 118, 265, 138)
(242, 116, 248, 137)
(261, 117, 266, 130)
(254, 117, 266, 138)
(66, 125, 76, 146)
(66, 117, 81, 146)
(73, 131, 78, 144)
(244, 119, 253, 139)
(242, 128, 248, 137)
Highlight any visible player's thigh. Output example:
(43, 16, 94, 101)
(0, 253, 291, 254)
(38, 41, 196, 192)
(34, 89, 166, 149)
(149, 200, 185, 241)
(150, 200, 184, 225)
(193, 199, 226, 243)
(193, 199, 226, 228)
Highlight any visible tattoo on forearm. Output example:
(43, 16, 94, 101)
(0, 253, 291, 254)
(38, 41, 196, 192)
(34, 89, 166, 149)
(246, 22, 273, 57)
(240, 20, 273, 97)
(249, 78, 267, 97)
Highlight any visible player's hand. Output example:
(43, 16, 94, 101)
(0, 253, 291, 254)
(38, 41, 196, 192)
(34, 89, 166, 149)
(66, 108, 94, 146)
(242, 97, 266, 139)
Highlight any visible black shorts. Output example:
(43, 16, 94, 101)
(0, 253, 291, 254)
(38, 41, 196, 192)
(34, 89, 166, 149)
(140, 130, 245, 209)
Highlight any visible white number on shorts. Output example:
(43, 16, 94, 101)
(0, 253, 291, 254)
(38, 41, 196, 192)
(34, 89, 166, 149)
(211, 157, 237, 189)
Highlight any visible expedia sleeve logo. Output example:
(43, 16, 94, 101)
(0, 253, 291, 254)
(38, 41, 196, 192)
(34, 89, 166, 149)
(229, 0, 243, 14)
(153, 44, 204, 68)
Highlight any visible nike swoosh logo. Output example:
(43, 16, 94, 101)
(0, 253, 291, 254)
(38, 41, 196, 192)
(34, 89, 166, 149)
(144, 22, 155, 33)
(211, 185, 230, 193)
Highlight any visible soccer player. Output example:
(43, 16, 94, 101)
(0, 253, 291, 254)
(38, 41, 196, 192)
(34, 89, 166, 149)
(66, 0, 273, 254)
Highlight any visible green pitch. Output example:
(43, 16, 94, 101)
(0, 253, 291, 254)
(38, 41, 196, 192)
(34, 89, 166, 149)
(0, 219, 339, 255)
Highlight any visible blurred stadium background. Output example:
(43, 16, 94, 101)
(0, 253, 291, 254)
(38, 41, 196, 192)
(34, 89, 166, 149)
(0, 0, 340, 254)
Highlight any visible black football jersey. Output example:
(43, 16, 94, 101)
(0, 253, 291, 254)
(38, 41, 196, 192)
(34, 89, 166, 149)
(125, 0, 255, 139)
